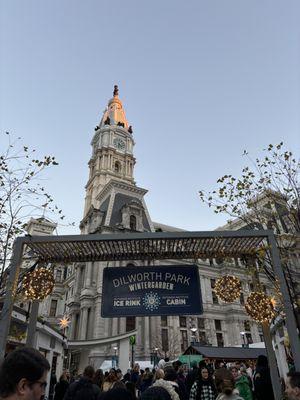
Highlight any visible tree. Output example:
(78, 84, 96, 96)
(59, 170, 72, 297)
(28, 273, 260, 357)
(151, 327, 182, 359)
(0, 132, 66, 284)
(199, 142, 300, 319)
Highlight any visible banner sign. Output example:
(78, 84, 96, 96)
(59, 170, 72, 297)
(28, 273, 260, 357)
(101, 264, 203, 317)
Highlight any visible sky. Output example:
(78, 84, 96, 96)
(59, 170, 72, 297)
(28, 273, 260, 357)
(1, 0, 299, 234)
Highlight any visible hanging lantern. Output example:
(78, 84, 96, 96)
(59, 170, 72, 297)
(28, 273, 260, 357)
(245, 291, 275, 323)
(22, 267, 55, 300)
(214, 275, 241, 302)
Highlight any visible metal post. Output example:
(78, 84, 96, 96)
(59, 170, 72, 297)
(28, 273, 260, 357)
(26, 300, 39, 348)
(268, 234, 300, 370)
(262, 322, 282, 400)
(0, 238, 23, 360)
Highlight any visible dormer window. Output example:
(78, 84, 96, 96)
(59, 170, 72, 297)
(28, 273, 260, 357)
(130, 215, 137, 231)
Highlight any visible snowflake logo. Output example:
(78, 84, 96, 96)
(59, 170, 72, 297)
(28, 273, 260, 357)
(143, 292, 161, 311)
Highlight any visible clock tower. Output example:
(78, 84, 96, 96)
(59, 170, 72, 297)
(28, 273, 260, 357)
(81, 86, 153, 235)
(83, 85, 136, 217)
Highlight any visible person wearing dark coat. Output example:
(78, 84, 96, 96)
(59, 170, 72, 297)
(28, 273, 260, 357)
(54, 371, 69, 400)
(63, 365, 101, 400)
(189, 367, 217, 400)
(253, 355, 274, 400)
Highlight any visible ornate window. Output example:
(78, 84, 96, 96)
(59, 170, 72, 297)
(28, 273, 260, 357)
(114, 161, 121, 173)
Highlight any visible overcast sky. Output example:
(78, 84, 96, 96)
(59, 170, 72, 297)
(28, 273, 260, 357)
(1, 0, 299, 234)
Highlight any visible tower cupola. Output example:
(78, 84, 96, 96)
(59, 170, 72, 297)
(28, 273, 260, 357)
(99, 85, 130, 130)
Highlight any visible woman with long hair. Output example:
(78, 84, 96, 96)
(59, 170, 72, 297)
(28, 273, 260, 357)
(54, 371, 69, 400)
(189, 367, 217, 400)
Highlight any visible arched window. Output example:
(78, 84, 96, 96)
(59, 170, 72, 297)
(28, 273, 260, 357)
(114, 161, 121, 173)
(130, 215, 137, 231)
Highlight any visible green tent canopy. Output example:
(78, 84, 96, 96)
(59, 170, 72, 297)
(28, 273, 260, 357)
(179, 354, 203, 367)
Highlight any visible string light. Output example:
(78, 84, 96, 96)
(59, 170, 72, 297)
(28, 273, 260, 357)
(22, 268, 55, 300)
(245, 291, 275, 323)
(214, 275, 241, 302)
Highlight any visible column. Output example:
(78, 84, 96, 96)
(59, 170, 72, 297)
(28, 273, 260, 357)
(85, 263, 93, 287)
(69, 313, 76, 340)
(79, 308, 89, 340)
(112, 318, 118, 336)
(144, 317, 150, 357)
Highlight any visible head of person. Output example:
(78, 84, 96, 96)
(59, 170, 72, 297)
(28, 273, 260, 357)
(93, 369, 104, 385)
(83, 365, 95, 381)
(230, 367, 239, 379)
(256, 355, 268, 369)
(286, 372, 300, 400)
(0, 347, 50, 400)
(105, 370, 117, 382)
(163, 368, 177, 382)
(214, 368, 235, 396)
(133, 364, 140, 373)
(59, 371, 68, 382)
(116, 369, 122, 380)
(141, 386, 172, 400)
(199, 367, 209, 381)
(154, 369, 164, 381)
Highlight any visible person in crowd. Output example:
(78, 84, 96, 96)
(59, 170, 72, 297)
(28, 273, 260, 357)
(214, 368, 244, 400)
(64, 365, 101, 400)
(125, 381, 138, 400)
(122, 372, 131, 383)
(136, 369, 145, 395)
(176, 365, 186, 386)
(253, 355, 274, 400)
(130, 364, 140, 386)
(186, 361, 199, 394)
(286, 371, 300, 400)
(141, 386, 173, 400)
(151, 379, 180, 400)
(230, 366, 252, 400)
(189, 367, 217, 400)
(164, 368, 185, 400)
(99, 387, 135, 400)
(54, 371, 70, 400)
(0, 347, 50, 400)
(140, 371, 154, 393)
(93, 369, 104, 390)
(102, 369, 118, 392)
(154, 369, 165, 382)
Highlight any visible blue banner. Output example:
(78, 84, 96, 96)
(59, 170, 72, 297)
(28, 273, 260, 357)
(101, 264, 203, 317)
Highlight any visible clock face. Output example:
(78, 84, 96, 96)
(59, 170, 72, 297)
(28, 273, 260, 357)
(113, 137, 125, 151)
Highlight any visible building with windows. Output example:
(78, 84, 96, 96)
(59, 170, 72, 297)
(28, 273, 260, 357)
(37, 86, 269, 372)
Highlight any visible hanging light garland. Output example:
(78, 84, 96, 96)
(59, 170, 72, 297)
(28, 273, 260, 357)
(245, 291, 275, 323)
(22, 267, 55, 300)
(214, 275, 241, 302)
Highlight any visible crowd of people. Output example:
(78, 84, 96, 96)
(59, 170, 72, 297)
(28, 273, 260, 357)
(1, 347, 300, 400)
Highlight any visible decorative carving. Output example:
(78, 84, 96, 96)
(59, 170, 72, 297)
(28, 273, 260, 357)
(113, 85, 119, 97)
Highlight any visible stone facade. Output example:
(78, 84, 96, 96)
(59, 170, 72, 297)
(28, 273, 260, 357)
(39, 87, 291, 372)
(44, 87, 268, 372)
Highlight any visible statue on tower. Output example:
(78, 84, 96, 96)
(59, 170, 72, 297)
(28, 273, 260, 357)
(113, 85, 119, 97)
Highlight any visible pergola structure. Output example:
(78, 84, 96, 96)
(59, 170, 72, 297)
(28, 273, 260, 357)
(0, 230, 299, 400)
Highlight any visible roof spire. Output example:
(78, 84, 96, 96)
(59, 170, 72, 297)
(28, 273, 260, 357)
(113, 85, 119, 97)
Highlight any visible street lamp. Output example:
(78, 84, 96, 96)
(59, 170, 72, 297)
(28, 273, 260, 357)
(154, 347, 159, 366)
(240, 331, 248, 348)
(190, 327, 198, 344)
